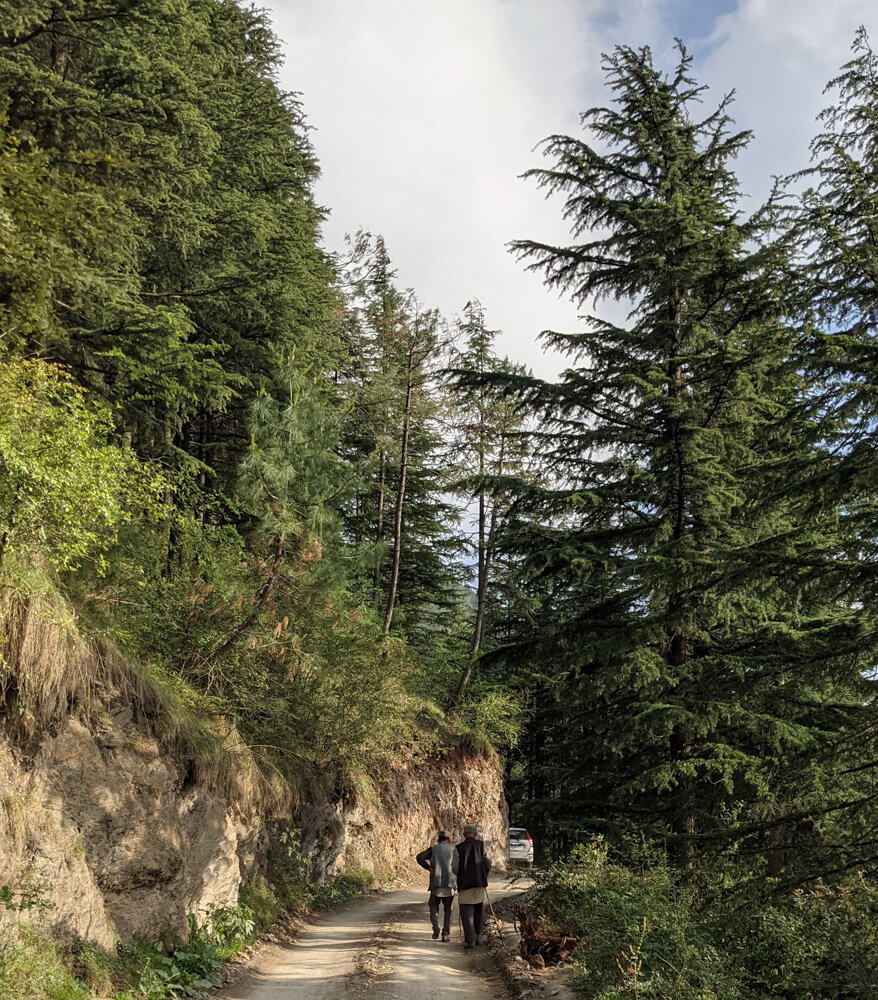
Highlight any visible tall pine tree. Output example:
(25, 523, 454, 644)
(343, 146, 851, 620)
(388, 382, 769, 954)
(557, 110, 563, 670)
(500, 42, 877, 873)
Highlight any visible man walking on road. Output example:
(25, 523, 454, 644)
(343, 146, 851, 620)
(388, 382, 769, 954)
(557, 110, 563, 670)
(415, 831, 458, 942)
(455, 824, 491, 949)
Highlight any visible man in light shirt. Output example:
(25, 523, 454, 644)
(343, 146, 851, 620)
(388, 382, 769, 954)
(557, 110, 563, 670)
(415, 831, 459, 941)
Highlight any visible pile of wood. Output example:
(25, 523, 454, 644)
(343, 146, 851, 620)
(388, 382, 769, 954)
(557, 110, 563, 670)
(513, 901, 580, 969)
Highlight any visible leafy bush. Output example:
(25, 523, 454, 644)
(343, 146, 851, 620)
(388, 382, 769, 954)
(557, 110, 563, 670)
(0, 927, 90, 1000)
(310, 865, 374, 911)
(454, 681, 523, 752)
(238, 884, 282, 935)
(534, 841, 878, 1000)
(0, 355, 158, 576)
(537, 841, 737, 1000)
(266, 826, 373, 914)
(114, 904, 258, 1000)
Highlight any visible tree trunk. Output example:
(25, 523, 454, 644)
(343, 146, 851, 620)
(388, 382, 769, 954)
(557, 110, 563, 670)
(668, 628, 695, 869)
(372, 448, 386, 601)
(452, 429, 506, 706)
(452, 490, 486, 705)
(382, 375, 413, 635)
(666, 285, 695, 869)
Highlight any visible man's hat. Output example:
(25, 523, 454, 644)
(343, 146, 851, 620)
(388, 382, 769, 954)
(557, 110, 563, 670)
(463, 824, 478, 835)
(437, 830, 449, 840)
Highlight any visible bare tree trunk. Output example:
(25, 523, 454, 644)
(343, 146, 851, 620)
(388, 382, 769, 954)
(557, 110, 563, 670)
(372, 448, 386, 600)
(452, 431, 506, 706)
(382, 376, 413, 635)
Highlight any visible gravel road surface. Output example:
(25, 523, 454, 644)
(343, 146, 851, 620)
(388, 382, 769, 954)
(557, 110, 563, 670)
(219, 880, 524, 1000)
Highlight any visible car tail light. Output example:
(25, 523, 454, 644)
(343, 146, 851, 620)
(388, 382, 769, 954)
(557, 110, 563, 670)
(526, 832, 534, 844)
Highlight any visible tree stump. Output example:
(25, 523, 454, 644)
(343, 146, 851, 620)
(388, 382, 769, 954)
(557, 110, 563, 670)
(513, 901, 579, 968)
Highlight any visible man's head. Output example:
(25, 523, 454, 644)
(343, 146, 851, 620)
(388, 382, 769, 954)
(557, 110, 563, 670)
(463, 824, 478, 838)
(437, 831, 449, 842)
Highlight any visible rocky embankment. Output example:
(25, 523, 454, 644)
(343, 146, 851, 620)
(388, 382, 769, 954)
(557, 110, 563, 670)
(0, 597, 507, 951)
(300, 747, 508, 886)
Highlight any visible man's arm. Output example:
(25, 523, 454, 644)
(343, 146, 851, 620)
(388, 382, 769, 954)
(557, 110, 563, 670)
(415, 847, 433, 871)
(482, 842, 492, 878)
(452, 847, 459, 875)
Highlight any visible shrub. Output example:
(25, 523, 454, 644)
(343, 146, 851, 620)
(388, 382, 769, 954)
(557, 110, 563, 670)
(537, 841, 738, 1000)
(533, 841, 878, 1000)
(0, 927, 90, 1000)
(454, 682, 523, 753)
(0, 355, 159, 577)
(238, 884, 282, 934)
(266, 826, 373, 914)
(114, 904, 257, 1000)
(310, 863, 374, 911)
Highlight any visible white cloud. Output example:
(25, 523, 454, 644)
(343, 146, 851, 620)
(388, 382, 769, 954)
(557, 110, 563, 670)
(264, 0, 875, 377)
(698, 0, 867, 199)
(268, 0, 597, 377)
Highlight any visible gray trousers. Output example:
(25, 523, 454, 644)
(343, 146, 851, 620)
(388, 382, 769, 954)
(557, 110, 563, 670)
(459, 901, 484, 946)
(429, 893, 453, 934)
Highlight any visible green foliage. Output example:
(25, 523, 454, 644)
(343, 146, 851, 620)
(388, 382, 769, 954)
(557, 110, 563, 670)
(0, 875, 371, 1000)
(0, 356, 157, 574)
(536, 842, 878, 1000)
(0, 0, 498, 817)
(112, 905, 257, 1000)
(309, 866, 374, 911)
(453, 681, 523, 753)
(0, 927, 90, 1000)
(538, 842, 737, 999)
(0, 882, 45, 912)
(336, 234, 466, 649)
(499, 40, 878, 874)
(265, 826, 373, 915)
(0, 0, 333, 478)
(238, 884, 281, 934)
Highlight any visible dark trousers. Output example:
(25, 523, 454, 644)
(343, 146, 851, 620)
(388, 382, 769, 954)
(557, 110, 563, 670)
(459, 901, 484, 946)
(429, 893, 453, 934)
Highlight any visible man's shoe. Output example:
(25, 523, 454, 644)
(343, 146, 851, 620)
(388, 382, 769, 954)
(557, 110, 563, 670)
(441, 932, 450, 942)
(464, 942, 474, 949)
(432, 929, 440, 939)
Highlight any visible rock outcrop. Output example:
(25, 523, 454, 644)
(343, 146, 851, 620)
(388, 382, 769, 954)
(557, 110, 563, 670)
(0, 717, 505, 949)
(300, 747, 508, 885)
(0, 715, 262, 949)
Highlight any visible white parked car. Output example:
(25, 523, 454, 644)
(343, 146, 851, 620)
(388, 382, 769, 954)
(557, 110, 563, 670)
(507, 826, 534, 867)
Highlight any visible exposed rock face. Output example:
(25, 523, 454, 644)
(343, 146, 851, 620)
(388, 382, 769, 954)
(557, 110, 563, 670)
(299, 748, 509, 885)
(0, 715, 260, 949)
(0, 714, 506, 950)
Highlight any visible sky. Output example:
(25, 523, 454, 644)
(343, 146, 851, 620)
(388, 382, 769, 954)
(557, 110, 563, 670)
(264, 0, 873, 377)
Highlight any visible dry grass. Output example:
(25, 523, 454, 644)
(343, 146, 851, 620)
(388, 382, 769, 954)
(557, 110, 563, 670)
(0, 587, 289, 819)
(0, 746, 28, 854)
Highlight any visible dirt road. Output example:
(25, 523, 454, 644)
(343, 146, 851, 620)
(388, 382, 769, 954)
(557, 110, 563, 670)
(220, 880, 524, 1000)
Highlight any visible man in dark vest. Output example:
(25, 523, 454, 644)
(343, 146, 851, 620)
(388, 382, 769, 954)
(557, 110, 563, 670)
(415, 831, 459, 941)
(455, 824, 491, 949)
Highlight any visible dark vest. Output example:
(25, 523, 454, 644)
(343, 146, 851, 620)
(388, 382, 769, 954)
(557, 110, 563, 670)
(456, 837, 489, 890)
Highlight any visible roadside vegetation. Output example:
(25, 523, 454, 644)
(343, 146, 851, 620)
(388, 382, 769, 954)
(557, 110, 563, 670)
(4, 2, 878, 999)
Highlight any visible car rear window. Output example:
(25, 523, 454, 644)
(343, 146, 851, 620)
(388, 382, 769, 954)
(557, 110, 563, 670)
(509, 830, 528, 841)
